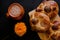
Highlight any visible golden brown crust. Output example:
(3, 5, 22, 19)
(28, 0, 60, 40)
(29, 10, 51, 33)
(49, 31, 60, 40)
(36, 1, 59, 20)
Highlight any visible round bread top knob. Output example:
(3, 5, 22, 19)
(7, 3, 24, 20)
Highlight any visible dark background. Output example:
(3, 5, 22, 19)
(0, 0, 60, 40)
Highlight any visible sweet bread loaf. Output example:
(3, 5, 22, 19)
(28, 0, 60, 40)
